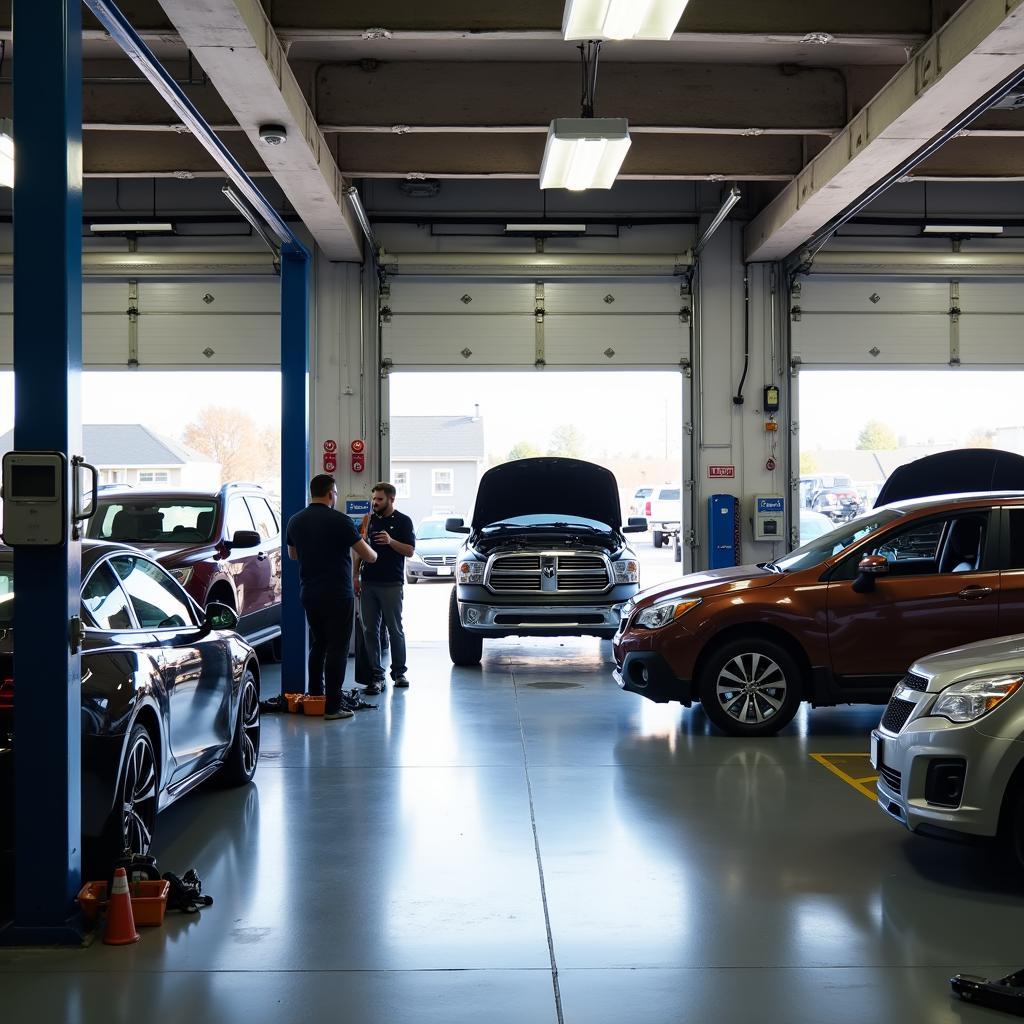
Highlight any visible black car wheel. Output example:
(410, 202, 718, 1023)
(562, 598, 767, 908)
(448, 589, 483, 666)
(652, 530, 664, 548)
(222, 667, 261, 786)
(698, 639, 802, 737)
(115, 723, 159, 859)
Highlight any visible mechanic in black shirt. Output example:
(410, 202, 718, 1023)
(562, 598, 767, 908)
(352, 481, 416, 694)
(286, 474, 377, 719)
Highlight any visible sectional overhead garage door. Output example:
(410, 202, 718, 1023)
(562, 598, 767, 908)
(792, 273, 1024, 369)
(0, 256, 280, 370)
(381, 275, 690, 371)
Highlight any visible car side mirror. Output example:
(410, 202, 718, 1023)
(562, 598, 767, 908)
(623, 517, 648, 534)
(202, 601, 238, 634)
(229, 529, 261, 550)
(445, 517, 470, 534)
(852, 554, 889, 593)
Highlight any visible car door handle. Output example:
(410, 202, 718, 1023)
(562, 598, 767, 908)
(257, 551, 268, 561)
(958, 586, 993, 601)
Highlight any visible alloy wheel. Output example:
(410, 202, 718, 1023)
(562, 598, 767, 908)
(715, 652, 788, 726)
(240, 678, 261, 777)
(121, 732, 157, 856)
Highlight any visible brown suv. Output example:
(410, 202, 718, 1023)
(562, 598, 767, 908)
(86, 483, 282, 651)
(614, 492, 1024, 736)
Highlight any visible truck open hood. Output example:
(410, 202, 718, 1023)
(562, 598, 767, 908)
(471, 458, 621, 530)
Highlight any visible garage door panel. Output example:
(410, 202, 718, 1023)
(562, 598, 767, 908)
(793, 313, 948, 364)
(545, 280, 680, 314)
(799, 278, 946, 314)
(82, 283, 132, 315)
(84, 314, 131, 366)
(139, 281, 280, 314)
(545, 315, 684, 366)
(388, 279, 533, 315)
(383, 314, 534, 367)
(959, 316, 1024, 364)
(960, 282, 1024, 314)
(138, 313, 279, 366)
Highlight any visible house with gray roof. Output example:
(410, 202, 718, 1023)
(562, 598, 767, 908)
(388, 414, 485, 526)
(0, 424, 221, 490)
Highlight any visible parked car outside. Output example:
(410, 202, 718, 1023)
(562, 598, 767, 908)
(799, 508, 835, 544)
(406, 515, 465, 583)
(809, 485, 864, 523)
(644, 483, 682, 549)
(0, 541, 261, 864)
(800, 473, 854, 508)
(629, 486, 654, 517)
(614, 491, 1024, 736)
(872, 633, 1024, 869)
(447, 457, 647, 666)
(86, 482, 282, 650)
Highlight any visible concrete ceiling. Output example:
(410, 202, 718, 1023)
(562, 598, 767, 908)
(3, 0, 1024, 261)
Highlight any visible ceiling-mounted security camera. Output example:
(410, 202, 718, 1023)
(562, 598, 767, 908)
(258, 124, 287, 146)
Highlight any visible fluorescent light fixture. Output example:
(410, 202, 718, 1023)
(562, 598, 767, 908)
(540, 118, 631, 191)
(505, 223, 587, 234)
(694, 186, 742, 257)
(922, 224, 1004, 235)
(562, 0, 689, 40)
(0, 123, 12, 190)
(221, 184, 280, 254)
(344, 185, 380, 254)
(89, 222, 174, 234)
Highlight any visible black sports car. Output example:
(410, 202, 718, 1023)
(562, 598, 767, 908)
(0, 540, 261, 865)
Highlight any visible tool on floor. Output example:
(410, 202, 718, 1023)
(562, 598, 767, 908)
(103, 867, 140, 945)
(951, 969, 1024, 1015)
(162, 869, 214, 914)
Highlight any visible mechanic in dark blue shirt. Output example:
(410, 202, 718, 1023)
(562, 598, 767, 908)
(286, 474, 377, 719)
(352, 481, 416, 694)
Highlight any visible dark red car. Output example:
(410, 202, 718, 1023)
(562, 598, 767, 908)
(614, 492, 1024, 736)
(87, 483, 282, 651)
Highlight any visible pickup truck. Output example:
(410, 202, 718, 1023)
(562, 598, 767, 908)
(643, 483, 682, 549)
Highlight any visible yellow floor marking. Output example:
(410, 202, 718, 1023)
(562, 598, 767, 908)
(810, 752, 878, 802)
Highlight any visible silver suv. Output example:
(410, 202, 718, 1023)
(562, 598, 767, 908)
(872, 633, 1024, 868)
(446, 458, 647, 666)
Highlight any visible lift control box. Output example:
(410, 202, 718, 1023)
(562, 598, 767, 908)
(1, 450, 68, 545)
(752, 494, 785, 542)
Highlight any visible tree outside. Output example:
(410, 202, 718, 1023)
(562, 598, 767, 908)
(547, 424, 585, 458)
(182, 405, 279, 486)
(800, 452, 819, 474)
(506, 440, 541, 462)
(856, 419, 899, 451)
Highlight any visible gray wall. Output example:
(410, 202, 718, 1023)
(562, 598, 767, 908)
(389, 459, 480, 529)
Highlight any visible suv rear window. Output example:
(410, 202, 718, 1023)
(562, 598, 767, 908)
(89, 501, 218, 543)
(657, 488, 681, 501)
(0, 564, 11, 626)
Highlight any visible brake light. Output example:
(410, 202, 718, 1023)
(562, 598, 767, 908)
(0, 677, 12, 710)
(645, 501, 651, 516)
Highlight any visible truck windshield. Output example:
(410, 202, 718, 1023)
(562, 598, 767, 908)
(481, 514, 611, 532)
(772, 509, 902, 573)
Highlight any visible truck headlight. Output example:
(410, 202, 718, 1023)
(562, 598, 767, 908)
(612, 559, 639, 584)
(457, 560, 486, 585)
(170, 566, 194, 586)
(634, 598, 701, 630)
(932, 675, 1023, 723)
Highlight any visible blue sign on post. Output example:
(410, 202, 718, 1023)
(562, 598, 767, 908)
(756, 496, 785, 515)
(346, 498, 371, 524)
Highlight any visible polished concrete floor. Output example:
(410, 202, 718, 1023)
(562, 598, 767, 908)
(2, 635, 1022, 1023)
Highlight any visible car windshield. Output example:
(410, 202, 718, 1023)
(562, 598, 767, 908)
(481, 513, 611, 532)
(772, 509, 903, 573)
(88, 501, 218, 544)
(417, 520, 464, 540)
(0, 562, 12, 626)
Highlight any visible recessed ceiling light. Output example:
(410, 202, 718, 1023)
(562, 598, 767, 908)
(540, 118, 631, 191)
(89, 222, 175, 234)
(562, 0, 690, 41)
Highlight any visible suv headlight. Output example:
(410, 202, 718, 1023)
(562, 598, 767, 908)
(932, 675, 1024, 723)
(170, 566, 194, 586)
(612, 558, 639, 584)
(634, 597, 701, 630)
(457, 560, 486, 585)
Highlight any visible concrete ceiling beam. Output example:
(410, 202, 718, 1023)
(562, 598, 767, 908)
(744, 0, 1024, 262)
(309, 62, 848, 134)
(155, 0, 361, 260)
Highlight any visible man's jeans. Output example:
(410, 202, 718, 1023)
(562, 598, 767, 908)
(359, 583, 407, 682)
(302, 595, 355, 713)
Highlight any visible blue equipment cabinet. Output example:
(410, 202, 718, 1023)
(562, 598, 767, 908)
(708, 494, 740, 569)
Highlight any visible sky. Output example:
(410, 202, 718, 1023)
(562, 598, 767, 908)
(0, 367, 1019, 455)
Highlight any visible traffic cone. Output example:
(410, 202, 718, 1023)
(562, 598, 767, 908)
(103, 867, 140, 945)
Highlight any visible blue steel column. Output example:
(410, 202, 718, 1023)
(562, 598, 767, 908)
(2, 0, 85, 942)
(280, 244, 310, 695)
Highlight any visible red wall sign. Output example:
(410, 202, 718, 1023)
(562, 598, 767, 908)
(323, 439, 338, 454)
(708, 465, 736, 478)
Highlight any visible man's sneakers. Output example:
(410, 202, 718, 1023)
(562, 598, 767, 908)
(324, 707, 355, 720)
(393, 675, 410, 689)
(363, 681, 384, 696)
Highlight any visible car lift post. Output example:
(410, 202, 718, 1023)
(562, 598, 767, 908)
(1, 0, 86, 944)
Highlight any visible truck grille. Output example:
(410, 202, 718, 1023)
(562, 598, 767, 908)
(900, 672, 928, 692)
(487, 552, 611, 594)
(423, 555, 456, 566)
(879, 764, 902, 792)
(881, 696, 916, 734)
